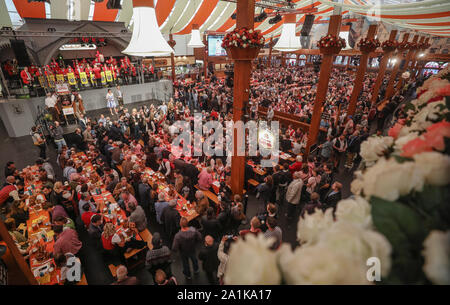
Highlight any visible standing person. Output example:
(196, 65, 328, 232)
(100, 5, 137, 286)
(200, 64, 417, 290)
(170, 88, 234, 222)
(49, 121, 67, 153)
(45, 92, 60, 122)
(198, 235, 220, 285)
(172, 217, 202, 280)
(160, 199, 181, 248)
(31, 126, 46, 159)
(263, 217, 282, 250)
(115, 85, 124, 107)
(285, 171, 304, 220)
(106, 89, 118, 116)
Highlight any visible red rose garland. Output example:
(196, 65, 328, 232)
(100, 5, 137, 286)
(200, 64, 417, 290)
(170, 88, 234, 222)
(397, 41, 411, 51)
(222, 27, 265, 49)
(381, 40, 397, 52)
(317, 34, 346, 55)
(358, 38, 381, 53)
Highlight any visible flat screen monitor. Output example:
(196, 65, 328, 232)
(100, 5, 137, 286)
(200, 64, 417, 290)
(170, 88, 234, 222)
(208, 35, 227, 56)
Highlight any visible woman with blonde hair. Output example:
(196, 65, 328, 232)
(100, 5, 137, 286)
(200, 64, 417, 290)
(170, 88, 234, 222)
(101, 222, 117, 256)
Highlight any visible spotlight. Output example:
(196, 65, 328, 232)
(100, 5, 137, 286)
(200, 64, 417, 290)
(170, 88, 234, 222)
(121, 29, 128, 33)
(231, 13, 236, 20)
(254, 9, 268, 22)
(47, 28, 56, 32)
(418, 53, 425, 58)
(268, 13, 282, 25)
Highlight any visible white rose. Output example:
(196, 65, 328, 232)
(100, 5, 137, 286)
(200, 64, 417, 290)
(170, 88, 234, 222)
(413, 99, 447, 124)
(351, 171, 364, 196)
(422, 230, 450, 285)
(224, 234, 281, 285)
(297, 208, 334, 245)
(359, 157, 424, 201)
(335, 196, 372, 228)
(360, 136, 394, 164)
(394, 132, 420, 153)
(278, 243, 369, 284)
(318, 222, 392, 277)
(413, 152, 450, 186)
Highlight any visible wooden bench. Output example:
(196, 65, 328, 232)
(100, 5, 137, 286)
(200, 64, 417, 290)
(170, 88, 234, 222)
(109, 264, 117, 278)
(248, 179, 260, 187)
(123, 229, 152, 269)
(195, 185, 219, 205)
(139, 228, 153, 250)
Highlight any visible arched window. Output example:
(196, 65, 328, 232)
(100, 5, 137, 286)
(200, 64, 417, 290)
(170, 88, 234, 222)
(424, 61, 439, 68)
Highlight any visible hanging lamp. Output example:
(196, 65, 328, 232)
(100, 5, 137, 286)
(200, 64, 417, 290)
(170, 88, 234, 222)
(274, 14, 301, 52)
(187, 24, 205, 48)
(122, 0, 174, 57)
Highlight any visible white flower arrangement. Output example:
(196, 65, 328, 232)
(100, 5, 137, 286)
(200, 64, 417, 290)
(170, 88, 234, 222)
(422, 230, 450, 285)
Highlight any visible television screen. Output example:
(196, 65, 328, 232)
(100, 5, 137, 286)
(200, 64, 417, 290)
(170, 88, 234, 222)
(208, 35, 227, 56)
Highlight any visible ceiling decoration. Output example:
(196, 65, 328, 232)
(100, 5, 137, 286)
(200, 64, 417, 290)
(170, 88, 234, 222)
(3, 0, 449, 37)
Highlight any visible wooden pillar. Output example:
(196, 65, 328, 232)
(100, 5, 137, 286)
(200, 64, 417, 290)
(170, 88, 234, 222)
(347, 24, 377, 117)
(268, 37, 273, 67)
(396, 34, 419, 91)
(304, 14, 342, 158)
(203, 34, 208, 79)
(371, 30, 397, 105)
(414, 37, 430, 77)
(410, 36, 425, 71)
(411, 36, 427, 75)
(281, 53, 286, 67)
(346, 56, 350, 69)
(168, 34, 176, 83)
(0, 219, 38, 285)
(385, 33, 410, 100)
(230, 0, 255, 196)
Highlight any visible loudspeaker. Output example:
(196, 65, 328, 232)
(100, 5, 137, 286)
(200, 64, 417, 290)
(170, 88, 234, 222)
(10, 39, 31, 67)
(107, 0, 122, 9)
(300, 36, 311, 49)
(300, 14, 315, 36)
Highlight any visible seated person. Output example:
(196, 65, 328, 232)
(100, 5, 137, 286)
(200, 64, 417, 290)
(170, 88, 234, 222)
(155, 269, 177, 285)
(145, 232, 172, 282)
(4, 218, 29, 255)
(111, 265, 140, 285)
(53, 224, 82, 256)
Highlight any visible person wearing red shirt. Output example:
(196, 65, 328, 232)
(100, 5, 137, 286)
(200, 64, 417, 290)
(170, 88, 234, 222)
(239, 216, 262, 239)
(20, 67, 33, 85)
(289, 155, 303, 176)
(93, 64, 101, 86)
(80, 203, 98, 228)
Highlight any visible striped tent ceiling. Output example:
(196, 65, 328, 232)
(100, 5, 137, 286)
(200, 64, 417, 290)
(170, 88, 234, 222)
(3, 0, 450, 36)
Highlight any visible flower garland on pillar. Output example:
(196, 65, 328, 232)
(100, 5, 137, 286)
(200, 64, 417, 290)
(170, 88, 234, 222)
(317, 34, 346, 55)
(358, 37, 381, 53)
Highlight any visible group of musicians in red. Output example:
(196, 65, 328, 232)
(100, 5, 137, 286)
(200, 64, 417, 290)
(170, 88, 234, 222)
(3, 50, 156, 88)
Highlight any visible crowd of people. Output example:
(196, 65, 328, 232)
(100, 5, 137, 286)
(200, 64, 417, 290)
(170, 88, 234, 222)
(0, 59, 417, 285)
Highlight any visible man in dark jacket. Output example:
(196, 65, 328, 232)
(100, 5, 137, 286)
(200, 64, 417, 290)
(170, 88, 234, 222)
(198, 235, 220, 284)
(323, 182, 342, 215)
(160, 200, 181, 248)
(138, 177, 152, 216)
(200, 207, 222, 241)
(184, 160, 199, 186)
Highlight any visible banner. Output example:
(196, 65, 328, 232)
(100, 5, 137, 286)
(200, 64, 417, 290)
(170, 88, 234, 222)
(89, 72, 96, 85)
(79, 72, 88, 85)
(105, 70, 113, 82)
(38, 75, 47, 88)
(100, 71, 106, 85)
(67, 73, 77, 85)
(56, 74, 65, 83)
(55, 83, 70, 95)
(47, 74, 55, 88)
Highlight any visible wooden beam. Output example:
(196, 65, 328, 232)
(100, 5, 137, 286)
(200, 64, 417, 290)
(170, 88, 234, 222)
(0, 219, 38, 285)
(231, 0, 255, 196)
(371, 30, 397, 105)
(347, 24, 378, 117)
(385, 32, 409, 100)
(396, 33, 419, 91)
(168, 34, 176, 83)
(305, 14, 342, 158)
(268, 37, 273, 67)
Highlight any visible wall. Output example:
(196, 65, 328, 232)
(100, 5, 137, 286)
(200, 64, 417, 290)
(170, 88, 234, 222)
(0, 79, 172, 138)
